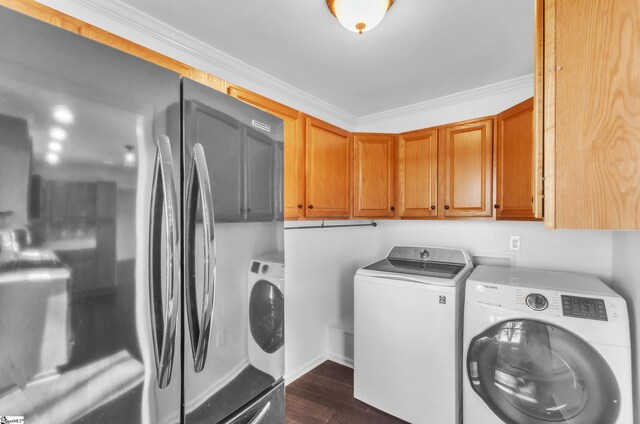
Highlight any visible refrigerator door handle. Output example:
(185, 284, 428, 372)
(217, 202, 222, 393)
(185, 142, 217, 372)
(248, 402, 271, 424)
(149, 135, 180, 388)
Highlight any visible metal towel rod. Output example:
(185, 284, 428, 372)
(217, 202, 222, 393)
(285, 220, 378, 230)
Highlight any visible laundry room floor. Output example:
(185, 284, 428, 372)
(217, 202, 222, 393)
(285, 361, 408, 424)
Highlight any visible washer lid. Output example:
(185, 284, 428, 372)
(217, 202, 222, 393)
(364, 258, 465, 279)
(357, 246, 472, 286)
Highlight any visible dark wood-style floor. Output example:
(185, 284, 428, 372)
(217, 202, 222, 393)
(285, 361, 408, 424)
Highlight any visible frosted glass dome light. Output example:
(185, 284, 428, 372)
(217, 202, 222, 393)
(327, 0, 394, 34)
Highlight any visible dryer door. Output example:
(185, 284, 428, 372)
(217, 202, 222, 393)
(467, 320, 620, 424)
(249, 280, 284, 353)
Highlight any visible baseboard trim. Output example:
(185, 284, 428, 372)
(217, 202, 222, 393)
(284, 354, 327, 386)
(326, 353, 354, 369)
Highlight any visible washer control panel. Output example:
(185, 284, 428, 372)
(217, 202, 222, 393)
(525, 293, 549, 311)
(561, 295, 608, 321)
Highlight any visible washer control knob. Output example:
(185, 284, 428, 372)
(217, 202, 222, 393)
(419, 249, 430, 259)
(261, 264, 270, 275)
(526, 293, 548, 311)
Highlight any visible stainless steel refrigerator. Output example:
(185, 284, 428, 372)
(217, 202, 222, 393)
(0, 6, 285, 424)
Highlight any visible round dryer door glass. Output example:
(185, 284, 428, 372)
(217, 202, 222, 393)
(467, 320, 620, 424)
(250, 280, 284, 353)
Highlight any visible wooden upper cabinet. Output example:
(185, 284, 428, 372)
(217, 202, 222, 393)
(353, 133, 395, 218)
(305, 117, 352, 218)
(496, 98, 539, 221)
(397, 128, 438, 218)
(543, 0, 640, 229)
(228, 86, 305, 219)
(439, 118, 493, 218)
(532, 0, 544, 219)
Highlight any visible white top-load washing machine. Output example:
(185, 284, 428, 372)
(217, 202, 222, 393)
(354, 246, 473, 424)
(248, 253, 284, 380)
(463, 266, 633, 424)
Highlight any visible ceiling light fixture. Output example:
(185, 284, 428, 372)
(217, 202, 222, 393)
(45, 151, 60, 165)
(327, 0, 393, 35)
(48, 140, 63, 152)
(124, 145, 136, 166)
(49, 127, 67, 141)
(53, 105, 74, 124)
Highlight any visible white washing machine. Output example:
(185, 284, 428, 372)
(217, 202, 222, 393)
(248, 253, 284, 380)
(354, 246, 473, 424)
(463, 266, 633, 424)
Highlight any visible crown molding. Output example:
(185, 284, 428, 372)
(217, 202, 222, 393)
(356, 74, 534, 130)
(36, 0, 532, 133)
(37, 0, 360, 130)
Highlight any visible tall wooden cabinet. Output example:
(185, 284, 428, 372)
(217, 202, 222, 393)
(397, 128, 438, 218)
(353, 133, 395, 218)
(439, 118, 493, 218)
(305, 117, 352, 219)
(541, 0, 640, 229)
(228, 86, 305, 219)
(496, 98, 539, 220)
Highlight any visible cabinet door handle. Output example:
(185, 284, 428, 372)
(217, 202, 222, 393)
(308, 205, 314, 209)
(390, 206, 395, 211)
(444, 205, 450, 210)
(431, 205, 436, 210)
(494, 204, 500, 209)
(297, 204, 303, 209)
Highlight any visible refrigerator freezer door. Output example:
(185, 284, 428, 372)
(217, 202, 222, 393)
(220, 381, 285, 424)
(182, 78, 284, 423)
(0, 6, 181, 423)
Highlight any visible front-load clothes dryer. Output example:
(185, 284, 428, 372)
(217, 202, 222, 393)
(354, 246, 473, 424)
(248, 253, 284, 380)
(463, 266, 633, 424)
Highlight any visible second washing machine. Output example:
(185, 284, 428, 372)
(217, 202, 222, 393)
(248, 253, 284, 380)
(463, 266, 633, 424)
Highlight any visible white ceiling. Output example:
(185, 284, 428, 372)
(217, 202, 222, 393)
(110, 0, 534, 117)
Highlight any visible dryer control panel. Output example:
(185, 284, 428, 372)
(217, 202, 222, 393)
(561, 295, 608, 321)
(468, 283, 624, 323)
(250, 260, 284, 279)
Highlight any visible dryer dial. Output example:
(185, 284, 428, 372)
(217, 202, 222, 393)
(526, 293, 549, 311)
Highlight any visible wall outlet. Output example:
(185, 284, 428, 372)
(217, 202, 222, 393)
(215, 328, 227, 347)
(510, 236, 521, 252)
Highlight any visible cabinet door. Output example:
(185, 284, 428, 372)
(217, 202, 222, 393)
(187, 100, 244, 222)
(228, 86, 305, 219)
(544, 0, 640, 229)
(96, 181, 117, 220)
(496, 98, 539, 220)
(532, 0, 544, 219)
(353, 133, 395, 218)
(440, 118, 493, 218)
(245, 127, 275, 221)
(397, 129, 438, 218)
(305, 117, 352, 219)
(274, 142, 284, 220)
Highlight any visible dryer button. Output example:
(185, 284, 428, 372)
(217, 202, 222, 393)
(526, 293, 549, 311)
(261, 264, 270, 275)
